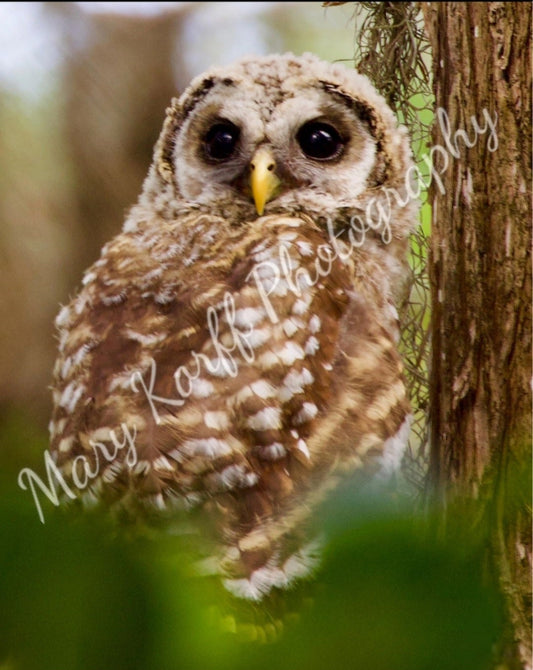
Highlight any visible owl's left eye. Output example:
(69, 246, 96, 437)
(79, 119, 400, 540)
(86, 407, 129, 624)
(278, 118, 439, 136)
(203, 122, 241, 162)
(297, 121, 344, 161)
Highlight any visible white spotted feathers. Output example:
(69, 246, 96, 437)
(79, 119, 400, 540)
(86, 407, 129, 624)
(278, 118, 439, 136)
(49, 53, 416, 601)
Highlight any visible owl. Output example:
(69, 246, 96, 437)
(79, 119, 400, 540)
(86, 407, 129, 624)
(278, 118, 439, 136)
(49, 53, 416, 603)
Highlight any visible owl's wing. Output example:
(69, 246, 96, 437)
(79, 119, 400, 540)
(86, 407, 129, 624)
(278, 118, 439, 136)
(50, 211, 410, 601)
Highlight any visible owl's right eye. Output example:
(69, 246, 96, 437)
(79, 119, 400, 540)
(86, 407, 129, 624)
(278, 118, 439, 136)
(203, 122, 240, 161)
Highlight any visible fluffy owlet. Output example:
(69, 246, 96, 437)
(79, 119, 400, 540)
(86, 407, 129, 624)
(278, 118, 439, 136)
(49, 53, 416, 603)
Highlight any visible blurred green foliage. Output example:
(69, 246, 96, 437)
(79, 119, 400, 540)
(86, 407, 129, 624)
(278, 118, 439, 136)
(1, 438, 501, 670)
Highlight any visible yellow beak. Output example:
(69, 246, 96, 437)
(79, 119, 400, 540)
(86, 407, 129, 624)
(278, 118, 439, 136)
(250, 147, 280, 216)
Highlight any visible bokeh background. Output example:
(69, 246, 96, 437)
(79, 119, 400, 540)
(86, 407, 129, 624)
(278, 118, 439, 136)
(0, 4, 501, 669)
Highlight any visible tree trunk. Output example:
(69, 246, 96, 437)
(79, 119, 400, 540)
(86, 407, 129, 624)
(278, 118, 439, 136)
(423, 3, 531, 668)
(50, 4, 191, 279)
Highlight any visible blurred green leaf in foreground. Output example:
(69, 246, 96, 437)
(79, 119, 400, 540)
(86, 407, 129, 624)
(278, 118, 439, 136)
(1, 450, 502, 670)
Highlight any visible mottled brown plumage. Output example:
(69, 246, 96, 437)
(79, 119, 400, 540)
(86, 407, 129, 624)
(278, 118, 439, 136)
(50, 53, 416, 600)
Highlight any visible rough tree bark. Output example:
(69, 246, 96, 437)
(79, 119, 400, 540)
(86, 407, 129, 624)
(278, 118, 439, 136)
(423, 3, 531, 669)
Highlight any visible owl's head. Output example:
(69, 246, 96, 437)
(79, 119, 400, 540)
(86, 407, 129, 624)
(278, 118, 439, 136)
(140, 53, 415, 240)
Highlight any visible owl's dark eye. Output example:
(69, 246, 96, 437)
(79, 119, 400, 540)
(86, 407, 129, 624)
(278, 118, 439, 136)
(204, 122, 240, 161)
(297, 121, 344, 160)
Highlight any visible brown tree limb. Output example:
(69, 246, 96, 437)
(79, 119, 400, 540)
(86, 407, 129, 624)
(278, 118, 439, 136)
(423, 3, 532, 668)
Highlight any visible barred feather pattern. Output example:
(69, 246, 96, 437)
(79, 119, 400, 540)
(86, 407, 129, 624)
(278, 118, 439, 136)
(49, 52, 415, 602)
